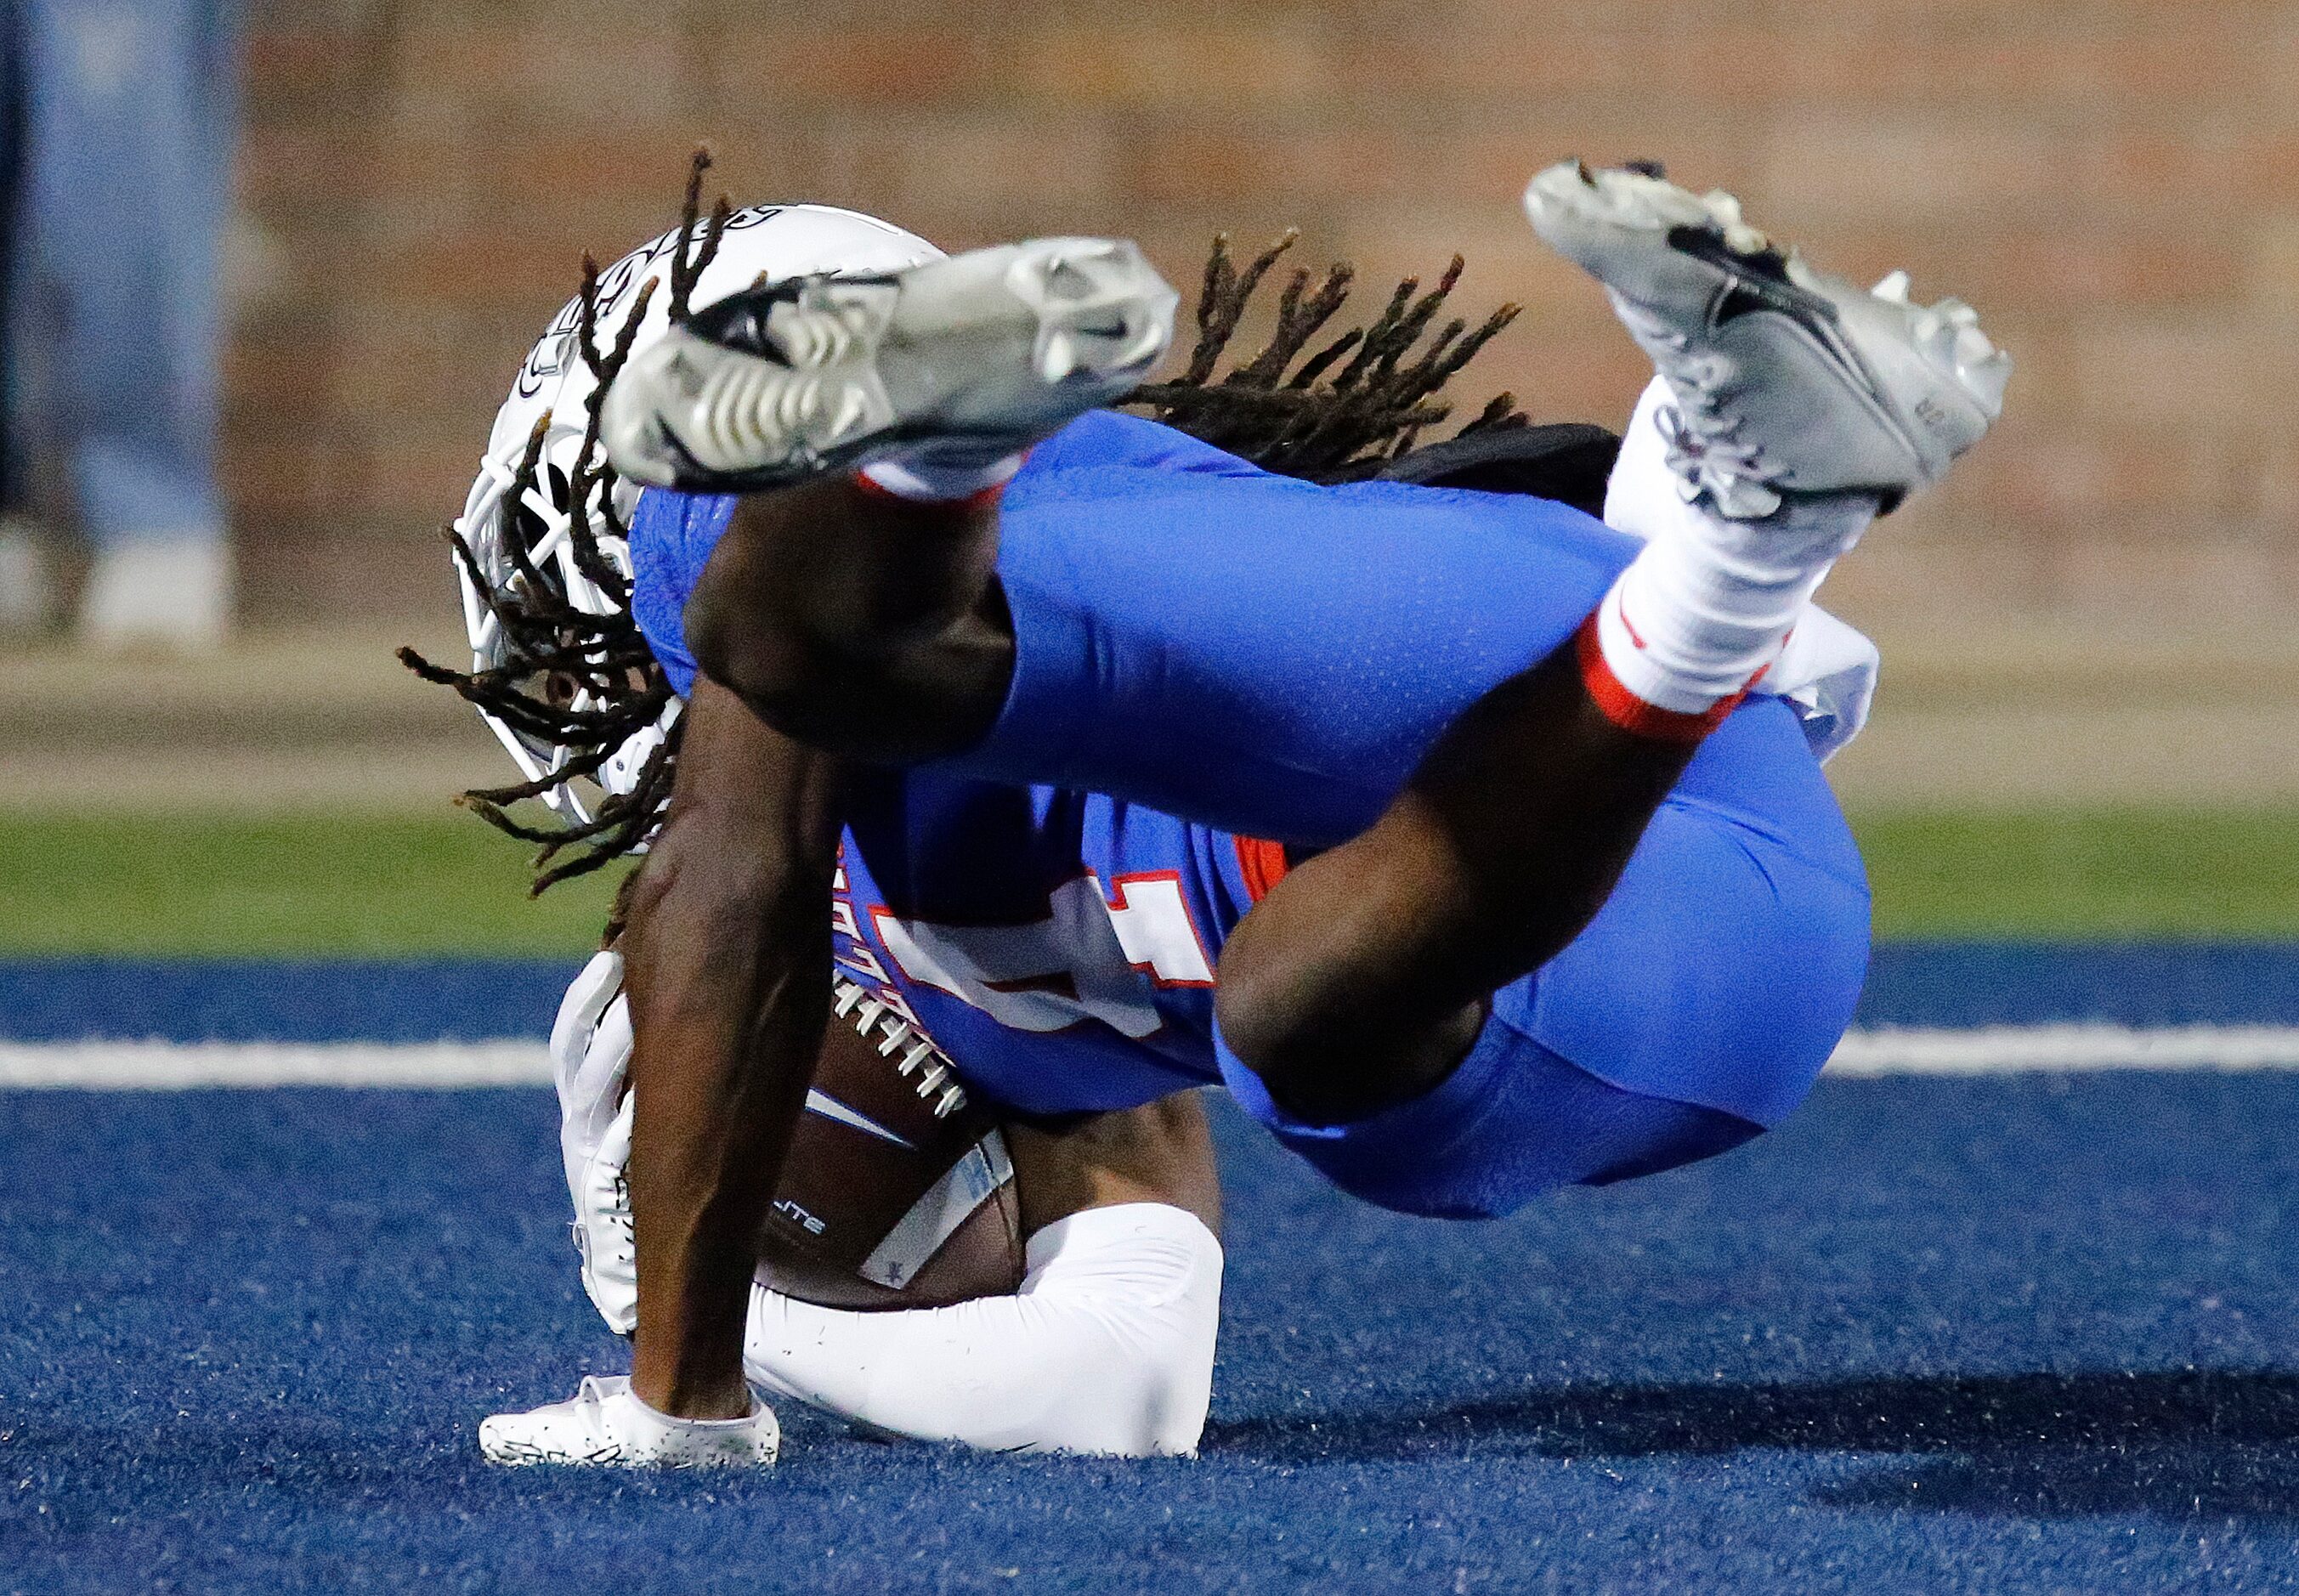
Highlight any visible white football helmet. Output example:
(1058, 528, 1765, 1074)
(455, 204, 945, 825)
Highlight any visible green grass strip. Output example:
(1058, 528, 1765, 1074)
(0, 812, 624, 958)
(0, 808, 2292, 957)
(1854, 809, 2299, 941)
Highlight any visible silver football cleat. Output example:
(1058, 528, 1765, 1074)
(1526, 161, 2009, 518)
(479, 1375, 780, 1468)
(603, 237, 1178, 492)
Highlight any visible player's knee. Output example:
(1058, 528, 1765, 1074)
(1210, 965, 1359, 1124)
(683, 588, 849, 744)
(1215, 961, 1482, 1129)
(688, 596, 1003, 764)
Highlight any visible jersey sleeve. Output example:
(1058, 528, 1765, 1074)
(626, 485, 739, 698)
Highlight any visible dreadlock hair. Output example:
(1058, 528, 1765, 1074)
(1123, 230, 1527, 481)
(404, 159, 1532, 935)
(398, 151, 735, 931)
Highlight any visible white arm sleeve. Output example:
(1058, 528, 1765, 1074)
(743, 1202, 1222, 1457)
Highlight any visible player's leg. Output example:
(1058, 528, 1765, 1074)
(604, 236, 1177, 762)
(26, 0, 241, 648)
(682, 475, 1016, 761)
(1219, 696, 1871, 1218)
(1215, 164, 2002, 1124)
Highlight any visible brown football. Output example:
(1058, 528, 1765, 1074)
(756, 976, 1026, 1310)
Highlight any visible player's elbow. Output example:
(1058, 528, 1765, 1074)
(620, 817, 821, 963)
(1024, 1208, 1225, 1458)
(1209, 928, 1316, 1084)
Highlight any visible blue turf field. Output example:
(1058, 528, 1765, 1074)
(8, 942, 2299, 1041)
(7, 955, 2299, 1592)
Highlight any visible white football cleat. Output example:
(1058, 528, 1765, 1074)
(603, 237, 1178, 492)
(479, 1375, 780, 1468)
(1525, 160, 2008, 518)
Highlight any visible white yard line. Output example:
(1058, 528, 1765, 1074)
(6, 1027, 2299, 1089)
(0, 1041, 550, 1089)
(1826, 1025, 2299, 1076)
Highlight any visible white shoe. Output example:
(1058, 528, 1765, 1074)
(78, 534, 232, 651)
(1525, 160, 2008, 518)
(479, 1375, 780, 1468)
(603, 238, 1177, 492)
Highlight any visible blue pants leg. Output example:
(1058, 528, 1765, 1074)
(1218, 703, 1873, 1219)
(4, 0, 241, 544)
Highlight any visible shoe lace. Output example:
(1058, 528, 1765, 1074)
(1617, 303, 1781, 516)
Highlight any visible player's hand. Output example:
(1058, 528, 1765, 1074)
(549, 950, 639, 1333)
(552, 949, 630, 1175)
(479, 1374, 779, 1468)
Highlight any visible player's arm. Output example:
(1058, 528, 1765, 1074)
(745, 1093, 1227, 1457)
(617, 675, 847, 1419)
(544, 954, 1226, 1456)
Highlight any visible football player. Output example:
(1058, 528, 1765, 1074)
(422, 158, 2002, 1463)
(483, 945, 1226, 1462)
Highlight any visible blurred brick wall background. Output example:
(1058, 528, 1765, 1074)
(229, 0, 2297, 647)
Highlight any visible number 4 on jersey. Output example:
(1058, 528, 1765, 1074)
(869, 872, 1214, 1038)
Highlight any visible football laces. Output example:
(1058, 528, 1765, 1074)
(831, 977, 969, 1119)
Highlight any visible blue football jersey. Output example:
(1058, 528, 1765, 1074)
(626, 411, 1870, 1143)
(827, 768, 1261, 1116)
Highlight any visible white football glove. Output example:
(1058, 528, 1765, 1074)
(479, 1374, 779, 1468)
(550, 950, 638, 1334)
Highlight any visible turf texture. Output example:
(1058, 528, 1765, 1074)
(5, 1075, 2299, 1593)
(4, 808, 2299, 957)
(10, 944, 2299, 1042)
